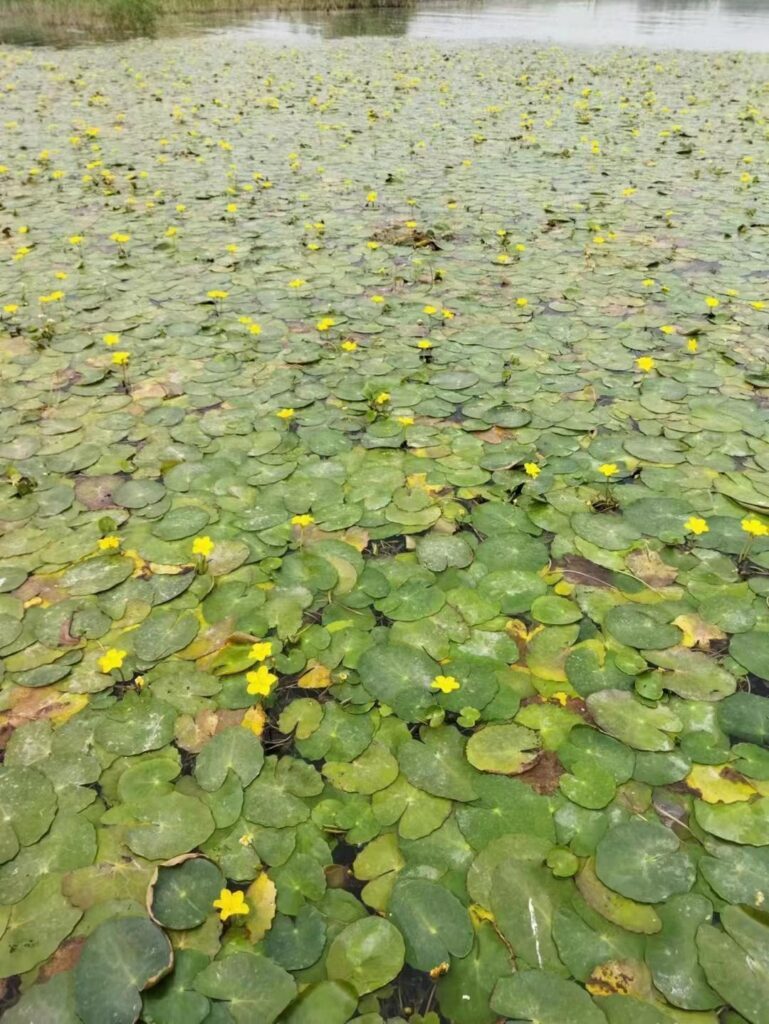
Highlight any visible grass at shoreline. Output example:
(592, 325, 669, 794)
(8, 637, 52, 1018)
(0, 0, 410, 39)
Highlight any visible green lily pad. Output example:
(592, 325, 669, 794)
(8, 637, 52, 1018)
(326, 916, 405, 995)
(730, 631, 769, 681)
(587, 690, 682, 751)
(388, 877, 473, 972)
(194, 952, 297, 1024)
(595, 820, 696, 903)
(491, 970, 607, 1024)
(357, 642, 439, 721)
(122, 793, 216, 860)
(141, 949, 211, 1024)
(698, 918, 769, 1024)
(465, 723, 540, 774)
(195, 728, 264, 791)
(645, 894, 720, 1010)
(75, 917, 173, 1024)
(399, 726, 479, 801)
(604, 605, 682, 650)
(0, 874, 82, 976)
(150, 857, 225, 929)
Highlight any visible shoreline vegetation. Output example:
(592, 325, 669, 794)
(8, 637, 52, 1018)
(0, 0, 412, 41)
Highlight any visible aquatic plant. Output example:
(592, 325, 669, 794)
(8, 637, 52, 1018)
(1, 35, 769, 1024)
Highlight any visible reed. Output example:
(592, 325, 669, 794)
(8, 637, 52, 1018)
(0, 0, 410, 39)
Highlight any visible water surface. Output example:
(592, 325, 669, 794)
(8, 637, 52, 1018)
(194, 0, 769, 50)
(5, 0, 769, 50)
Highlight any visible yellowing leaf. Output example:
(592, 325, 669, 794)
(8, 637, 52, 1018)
(686, 764, 756, 804)
(245, 873, 277, 943)
(50, 692, 89, 725)
(586, 958, 653, 998)
(673, 614, 726, 650)
(298, 663, 332, 689)
(241, 706, 266, 736)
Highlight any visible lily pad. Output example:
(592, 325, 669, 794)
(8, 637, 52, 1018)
(75, 917, 173, 1024)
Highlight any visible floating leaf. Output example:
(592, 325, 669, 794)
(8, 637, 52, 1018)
(491, 970, 607, 1024)
(194, 952, 297, 1024)
(388, 877, 473, 972)
(595, 821, 696, 903)
(149, 857, 224, 929)
(465, 723, 540, 774)
(326, 916, 405, 995)
(75, 917, 173, 1024)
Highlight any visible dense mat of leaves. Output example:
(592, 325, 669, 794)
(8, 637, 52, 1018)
(1, 34, 769, 1024)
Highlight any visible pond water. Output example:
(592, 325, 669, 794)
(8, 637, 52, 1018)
(4, 0, 769, 50)
(190, 0, 769, 51)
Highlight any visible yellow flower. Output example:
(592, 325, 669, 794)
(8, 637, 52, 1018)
(515, 297, 528, 307)
(684, 517, 709, 535)
(660, 325, 676, 335)
(431, 674, 460, 694)
(366, 190, 377, 202)
(226, 203, 238, 213)
(241, 706, 266, 735)
(291, 514, 314, 527)
(742, 518, 769, 538)
(176, 204, 186, 213)
(98, 648, 127, 673)
(598, 463, 619, 477)
(246, 665, 278, 696)
(39, 291, 65, 304)
(54, 272, 68, 281)
(341, 340, 358, 352)
(370, 295, 385, 304)
(103, 333, 120, 346)
(3, 304, 18, 315)
(248, 323, 262, 335)
(276, 408, 295, 420)
(112, 351, 130, 366)
(751, 301, 766, 311)
(397, 416, 414, 427)
(442, 309, 455, 320)
(496, 254, 511, 264)
(207, 289, 229, 300)
(374, 392, 390, 405)
(213, 888, 249, 921)
(642, 278, 655, 287)
(635, 356, 656, 372)
(307, 242, 321, 251)
(239, 833, 254, 847)
(110, 232, 130, 244)
(98, 535, 121, 550)
(622, 186, 637, 196)
(249, 641, 273, 661)
(687, 338, 698, 353)
(417, 340, 433, 350)
(524, 462, 541, 478)
(192, 535, 215, 557)
(288, 278, 305, 288)
(165, 226, 178, 238)
(514, 243, 526, 252)
(316, 317, 336, 331)
(405, 220, 417, 229)
(423, 305, 438, 315)
(366, 241, 380, 250)
(705, 296, 720, 309)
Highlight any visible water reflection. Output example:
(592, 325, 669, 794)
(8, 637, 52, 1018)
(4, 0, 769, 50)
